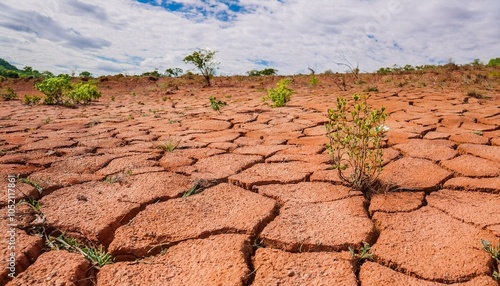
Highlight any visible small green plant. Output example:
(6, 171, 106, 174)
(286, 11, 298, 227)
(162, 96, 168, 101)
(23, 95, 41, 105)
(46, 233, 114, 268)
(103, 176, 121, 184)
(349, 242, 373, 261)
(182, 183, 203, 198)
(481, 239, 500, 281)
(467, 90, 484, 99)
(183, 49, 219, 87)
(209, 96, 227, 113)
(262, 78, 293, 107)
(43, 117, 51, 124)
(20, 197, 42, 211)
(325, 94, 388, 191)
(364, 86, 379, 92)
(308, 75, 319, 87)
(156, 138, 180, 153)
(110, 96, 115, 101)
(1, 87, 17, 100)
(18, 177, 43, 193)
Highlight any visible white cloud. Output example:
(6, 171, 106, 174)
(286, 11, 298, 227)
(0, 0, 498, 76)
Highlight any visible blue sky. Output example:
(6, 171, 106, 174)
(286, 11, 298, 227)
(0, 0, 499, 76)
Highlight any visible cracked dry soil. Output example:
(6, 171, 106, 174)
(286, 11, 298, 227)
(1, 74, 500, 285)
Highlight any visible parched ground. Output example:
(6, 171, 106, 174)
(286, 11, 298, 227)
(1, 71, 500, 285)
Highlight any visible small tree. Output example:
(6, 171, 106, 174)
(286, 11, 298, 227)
(488, 58, 500, 67)
(183, 49, 219, 86)
(165, 68, 183, 77)
(79, 71, 93, 78)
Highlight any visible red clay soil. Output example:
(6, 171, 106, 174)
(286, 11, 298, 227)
(1, 72, 500, 285)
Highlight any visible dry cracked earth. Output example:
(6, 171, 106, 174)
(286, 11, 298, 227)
(1, 75, 500, 285)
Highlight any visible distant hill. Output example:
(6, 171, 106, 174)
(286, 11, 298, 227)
(0, 58, 19, 71)
(0, 58, 22, 78)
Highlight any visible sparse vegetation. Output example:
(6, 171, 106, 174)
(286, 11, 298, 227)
(481, 239, 499, 281)
(308, 74, 319, 87)
(182, 183, 203, 198)
(364, 86, 379, 92)
(20, 196, 43, 211)
(1, 87, 17, 100)
(325, 94, 387, 192)
(23, 95, 41, 105)
(466, 90, 485, 99)
(156, 138, 180, 153)
(209, 96, 227, 113)
(46, 233, 114, 269)
(103, 176, 121, 184)
(183, 49, 219, 87)
(349, 242, 373, 261)
(18, 177, 43, 193)
(262, 78, 293, 107)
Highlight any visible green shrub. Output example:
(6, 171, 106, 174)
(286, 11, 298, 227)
(262, 78, 293, 107)
(487, 58, 500, 67)
(23, 95, 41, 105)
(35, 76, 71, 105)
(67, 82, 102, 104)
(209, 96, 227, 113)
(79, 71, 93, 79)
(1, 87, 17, 100)
(183, 49, 219, 86)
(247, 68, 278, 76)
(165, 68, 183, 77)
(308, 75, 319, 87)
(481, 239, 499, 281)
(35, 76, 101, 105)
(325, 94, 388, 191)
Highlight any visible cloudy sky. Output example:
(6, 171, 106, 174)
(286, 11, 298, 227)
(0, 0, 498, 76)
